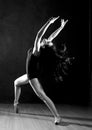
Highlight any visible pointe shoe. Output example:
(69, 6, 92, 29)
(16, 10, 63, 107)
(54, 116, 61, 125)
(14, 104, 19, 113)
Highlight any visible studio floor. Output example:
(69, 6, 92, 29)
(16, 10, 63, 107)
(0, 104, 92, 130)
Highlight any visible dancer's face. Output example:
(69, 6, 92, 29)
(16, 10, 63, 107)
(41, 39, 53, 48)
(48, 42, 53, 46)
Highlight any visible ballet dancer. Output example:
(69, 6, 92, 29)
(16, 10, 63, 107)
(14, 16, 68, 125)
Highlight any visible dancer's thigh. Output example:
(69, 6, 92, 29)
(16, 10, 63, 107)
(15, 74, 29, 86)
(29, 78, 45, 95)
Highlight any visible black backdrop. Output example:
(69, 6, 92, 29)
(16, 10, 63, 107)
(0, 0, 90, 106)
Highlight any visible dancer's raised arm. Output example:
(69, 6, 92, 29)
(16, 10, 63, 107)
(47, 19, 68, 42)
(33, 16, 59, 53)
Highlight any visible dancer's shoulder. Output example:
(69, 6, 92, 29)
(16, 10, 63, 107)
(27, 48, 33, 55)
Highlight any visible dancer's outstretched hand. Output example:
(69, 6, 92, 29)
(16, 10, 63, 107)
(49, 16, 60, 24)
(61, 19, 68, 28)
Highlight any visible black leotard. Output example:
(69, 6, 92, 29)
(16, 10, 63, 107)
(26, 48, 41, 80)
(26, 46, 56, 80)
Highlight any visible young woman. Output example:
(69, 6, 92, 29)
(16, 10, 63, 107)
(14, 16, 68, 125)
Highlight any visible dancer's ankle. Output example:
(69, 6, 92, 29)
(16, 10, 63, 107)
(54, 116, 61, 125)
(14, 100, 18, 106)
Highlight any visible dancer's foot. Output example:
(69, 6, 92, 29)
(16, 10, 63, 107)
(54, 116, 61, 125)
(14, 103, 19, 113)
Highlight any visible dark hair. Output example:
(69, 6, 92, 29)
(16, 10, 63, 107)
(36, 43, 74, 83)
(53, 43, 74, 82)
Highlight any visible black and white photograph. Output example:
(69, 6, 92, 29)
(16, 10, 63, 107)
(0, 0, 91, 129)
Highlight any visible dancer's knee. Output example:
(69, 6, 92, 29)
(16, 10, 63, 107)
(36, 90, 47, 101)
(14, 80, 20, 88)
(30, 79, 47, 101)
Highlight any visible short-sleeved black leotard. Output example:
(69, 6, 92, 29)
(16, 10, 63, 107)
(26, 48, 41, 80)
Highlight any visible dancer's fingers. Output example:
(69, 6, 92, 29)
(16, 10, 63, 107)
(50, 16, 60, 24)
(61, 19, 68, 27)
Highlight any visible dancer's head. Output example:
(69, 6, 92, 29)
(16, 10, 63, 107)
(41, 38, 53, 48)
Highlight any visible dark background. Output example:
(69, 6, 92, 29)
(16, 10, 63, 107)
(0, 0, 90, 107)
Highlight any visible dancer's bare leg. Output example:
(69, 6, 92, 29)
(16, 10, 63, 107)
(29, 78, 61, 124)
(14, 74, 29, 113)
